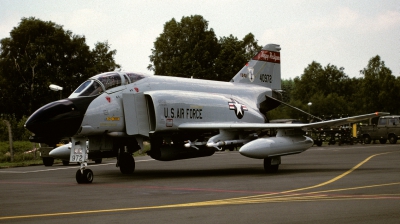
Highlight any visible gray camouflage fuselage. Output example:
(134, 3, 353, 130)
(77, 75, 273, 137)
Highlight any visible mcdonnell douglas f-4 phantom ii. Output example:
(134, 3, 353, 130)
(25, 44, 388, 183)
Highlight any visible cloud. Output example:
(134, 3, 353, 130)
(110, 28, 160, 73)
(0, 13, 21, 38)
(27, 8, 107, 43)
(372, 10, 400, 31)
(66, 9, 108, 30)
(308, 7, 400, 33)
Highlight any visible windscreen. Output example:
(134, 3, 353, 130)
(74, 80, 92, 94)
(79, 80, 104, 96)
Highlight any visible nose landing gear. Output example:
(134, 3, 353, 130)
(71, 138, 94, 184)
(76, 168, 93, 183)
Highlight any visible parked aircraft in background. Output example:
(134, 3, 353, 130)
(25, 44, 388, 183)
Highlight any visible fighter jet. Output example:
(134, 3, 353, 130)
(25, 44, 388, 183)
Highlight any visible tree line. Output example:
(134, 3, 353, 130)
(0, 17, 120, 119)
(269, 56, 399, 122)
(1, 15, 398, 142)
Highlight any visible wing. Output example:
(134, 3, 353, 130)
(178, 112, 389, 130)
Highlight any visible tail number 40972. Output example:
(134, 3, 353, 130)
(260, 74, 272, 83)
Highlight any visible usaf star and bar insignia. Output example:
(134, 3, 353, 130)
(228, 99, 248, 119)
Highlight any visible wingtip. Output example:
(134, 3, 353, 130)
(375, 112, 390, 116)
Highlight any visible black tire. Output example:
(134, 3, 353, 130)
(76, 169, 94, 184)
(119, 153, 135, 174)
(94, 158, 102, 164)
(316, 140, 323, 147)
(379, 139, 387, 144)
(388, 135, 397, 144)
(62, 160, 70, 166)
(363, 135, 371, 144)
(82, 169, 94, 183)
(43, 157, 54, 166)
(76, 170, 83, 184)
(263, 158, 279, 173)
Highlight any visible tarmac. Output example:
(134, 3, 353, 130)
(0, 144, 399, 223)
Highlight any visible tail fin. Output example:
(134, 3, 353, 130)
(231, 44, 281, 90)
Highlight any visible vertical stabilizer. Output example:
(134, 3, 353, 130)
(231, 44, 281, 90)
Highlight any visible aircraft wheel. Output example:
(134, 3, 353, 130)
(43, 157, 54, 166)
(119, 153, 135, 174)
(76, 170, 84, 184)
(263, 158, 279, 173)
(363, 135, 371, 144)
(388, 135, 397, 144)
(62, 160, 70, 166)
(76, 169, 93, 184)
(94, 158, 102, 164)
(82, 169, 94, 183)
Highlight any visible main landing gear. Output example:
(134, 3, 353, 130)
(264, 156, 281, 173)
(117, 152, 135, 174)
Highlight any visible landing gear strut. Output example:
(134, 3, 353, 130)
(71, 138, 93, 184)
(264, 156, 281, 173)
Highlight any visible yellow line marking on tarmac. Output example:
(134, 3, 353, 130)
(0, 151, 398, 220)
(303, 182, 400, 195)
(280, 151, 394, 193)
(195, 151, 396, 203)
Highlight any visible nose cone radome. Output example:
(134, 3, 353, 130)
(25, 99, 83, 139)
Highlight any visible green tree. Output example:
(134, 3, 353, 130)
(148, 15, 219, 78)
(281, 79, 294, 103)
(88, 41, 119, 76)
(359, 55, 399, 114)
(266, 79, 295, 120)
(148, 15, 261, 81)
(214, 33, 261, 81)
(0, 17, 120, 118)
(288, 61, 355, 119)
(242, 33, 262, 61)
(0, 115, 31, 141)
(291, 62, 352, 102)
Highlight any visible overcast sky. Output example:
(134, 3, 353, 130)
(1, 0, 399, 80)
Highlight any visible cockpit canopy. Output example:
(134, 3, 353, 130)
(69, 72, 148, 98)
